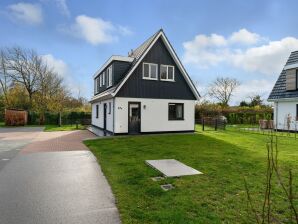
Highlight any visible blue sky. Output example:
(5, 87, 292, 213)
(1, 0, 298, 104)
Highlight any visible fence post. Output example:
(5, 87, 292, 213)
(215, 119, 218, 131)
(202, 118, 205, 131)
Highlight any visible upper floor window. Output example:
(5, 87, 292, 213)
(100, 74, 103, 87)
(143, 63, 158, 80)
(160, 65, 175, 81)
(103, 71, 106, 86)
(94, 77, 99, 94)
(107, 66, 112, 87)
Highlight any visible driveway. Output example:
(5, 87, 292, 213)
(0, 127, 121, 224)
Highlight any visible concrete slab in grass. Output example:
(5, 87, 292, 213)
(146, 159, 202, 177)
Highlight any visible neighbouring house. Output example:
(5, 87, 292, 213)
(268, 51, 298, 131)
(90, 29, 200, 135)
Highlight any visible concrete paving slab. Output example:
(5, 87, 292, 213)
(146, 159, 202, 177)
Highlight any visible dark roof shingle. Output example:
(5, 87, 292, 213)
(268, 51, 298, 101)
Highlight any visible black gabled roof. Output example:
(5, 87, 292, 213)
(268, 51, 298, 101)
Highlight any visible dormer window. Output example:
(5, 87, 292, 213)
(143, 63, 158, 80)
(107, 66, 112, 87)
(160, 65, 175, 81)
(286, 68, 297, 91)
(103, 71, 106, 86)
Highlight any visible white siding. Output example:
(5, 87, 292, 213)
(274, 101, 298, 130)
(114, 97, 195, 133)
(91, 98, 114, 132)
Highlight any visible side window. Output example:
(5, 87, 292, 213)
(168, 103, 184, 120)
(103, 71, 105, 86)
(100, 74, 102, 87)
(96, 105, 99, 118)
(143, 63, 158, 80)
(107, 66, 113, 87)
(109, 102, 111, 114)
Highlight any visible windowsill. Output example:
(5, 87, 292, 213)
(143, 77, 158, 81)
(160, 79, 175, 82)
(169, 119, 184, 121)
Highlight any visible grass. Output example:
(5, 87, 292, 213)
(85, 127, 298, 223)
(44, 124, 85, 131)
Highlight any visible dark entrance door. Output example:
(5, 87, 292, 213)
(103, 103, 107, 130)
(128, 102, 141, 134)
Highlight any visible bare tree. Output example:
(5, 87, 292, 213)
(0, 50, 11, 105)
(5, 47, 40, 108)
(208, 77, 240, 106)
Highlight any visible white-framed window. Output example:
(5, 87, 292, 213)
(107, 66, 112, 87)
(100, 74, 103, 87)
(160, 65, 175, 81)
(103, 71, 105, 86)
(143, 63, 158, 80)
(95, 77, 99, 93)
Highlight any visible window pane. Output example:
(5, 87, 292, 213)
(168, 66, 174, 80)
(143, 64, 149, 77)
(176, 104, 183, 119)
(160, 65, 167, 79)
(109, 67, 112, 86)
(103, 72, 105, 85)
(169, 104, 176, 120)
(150, 64, 157, 78)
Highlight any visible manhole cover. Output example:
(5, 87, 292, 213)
(151, 176, 165, 181)
(161, 184, 174, 191)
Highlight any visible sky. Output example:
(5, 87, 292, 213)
(1, 0, 298, 105)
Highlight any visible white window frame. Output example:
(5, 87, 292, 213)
(100, 74, 103, 87)
(143, 62, 158, 80)
(102, 71, 105, 86)
(160, 64, 175, 81)
(107, 66, 112, 87)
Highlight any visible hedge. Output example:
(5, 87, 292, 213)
(27, 111, 91, 125)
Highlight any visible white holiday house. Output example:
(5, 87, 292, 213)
(90, 29, 200, 135)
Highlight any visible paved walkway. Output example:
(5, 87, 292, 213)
(22, 130, 96, 153)
(0, 127, 121, 224)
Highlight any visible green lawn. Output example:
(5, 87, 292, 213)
(74, 129, 298, 222)
(44, 124, 85, 131)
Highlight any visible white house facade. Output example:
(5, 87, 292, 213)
(90, 29, 200, 135)
(268, 51, 298, 131)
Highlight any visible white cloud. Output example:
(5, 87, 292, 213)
(8, 2, 43, 25)
(55, 0, 70, 17)
(233, 79, 274, 104)
(42, 54, 69, 77)
(231, 37, 298, 75)
(183, 34, 228, 67)
(118, 25, 133, 36)
(61, 15, 133, 45)
(183, 29, 298, 75)
(229, 28, 261, 45)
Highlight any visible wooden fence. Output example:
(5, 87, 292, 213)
(5, 109, 28, 126)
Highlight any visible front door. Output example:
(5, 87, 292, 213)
(103, 103, 107, 130)
(128, 102, 141, 134)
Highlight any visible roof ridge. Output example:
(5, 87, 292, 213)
(128, 29, 162, 58)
